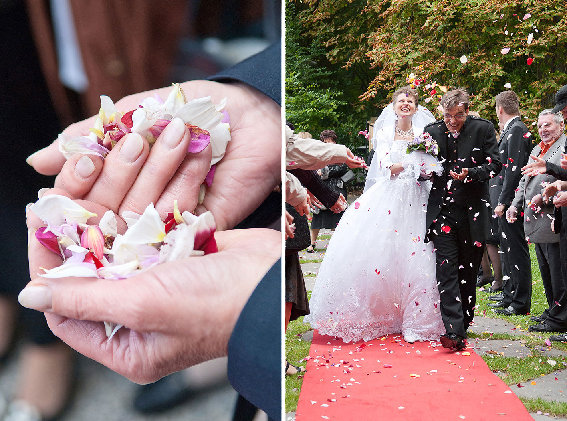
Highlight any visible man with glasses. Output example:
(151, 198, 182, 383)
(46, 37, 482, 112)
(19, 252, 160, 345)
(424, 89, 502, 350)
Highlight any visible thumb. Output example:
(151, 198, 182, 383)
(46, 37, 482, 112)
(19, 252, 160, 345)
(18, 275, 154, 331)
(26, 139, 66, 176)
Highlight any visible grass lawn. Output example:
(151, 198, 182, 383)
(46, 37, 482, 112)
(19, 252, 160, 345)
(285, 243, 567, 415)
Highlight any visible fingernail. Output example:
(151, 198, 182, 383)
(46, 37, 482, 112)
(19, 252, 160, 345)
(26, 148, 44, 166)
(18, 285, 52, 311)
(119, 133, 144, 162)
(162, 117, 186, 148)
(38, 188, 49, 198)
(75, 156, 95, 178)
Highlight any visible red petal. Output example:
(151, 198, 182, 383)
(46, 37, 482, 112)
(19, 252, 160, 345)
(121, 110, 135, 128)
(527, 57, 534, 65)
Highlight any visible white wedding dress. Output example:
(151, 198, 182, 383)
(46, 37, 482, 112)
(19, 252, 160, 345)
(305, 123, 445, 343)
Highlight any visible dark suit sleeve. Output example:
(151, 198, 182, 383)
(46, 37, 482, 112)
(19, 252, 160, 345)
(498, 125, 530, 206)
(467, 122, 502, 182)
(289, 169, 340, 208)
(209, 42, 281, 105)
(546, 162, 567, 181)
(228, 259, 281, 420)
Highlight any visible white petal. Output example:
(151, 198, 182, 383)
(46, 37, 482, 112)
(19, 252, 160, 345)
(31, 195, 97, 227)
(209, 122, 231, 165)
(121, 204, 165, 245)
(121, 210, 142, 228)
(174, 97, 223, 131)
(58, 134, 109, 160)
(40, 261, 98, 278)
(162, 84, 186, 115)
(159, 224, 195, 263)
(131, 108, 156, 136)
(97, 260, 140, 279)
(99, 210, 117, 237)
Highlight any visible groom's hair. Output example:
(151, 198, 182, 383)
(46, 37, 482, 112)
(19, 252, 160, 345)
(320, 129, 338, 142)
(392, 86, 418, 105)
(495, 91, 520, 115)
(441, 89, 469, 111)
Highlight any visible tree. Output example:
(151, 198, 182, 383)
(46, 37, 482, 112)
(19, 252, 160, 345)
(286, 0, 567, 137)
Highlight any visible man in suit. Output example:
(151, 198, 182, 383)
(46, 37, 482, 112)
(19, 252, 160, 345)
(424, 89, 502, 350)
(507, 110, 565, 328)
(519, 88, 567, 339)
(490, 91, 533, 316)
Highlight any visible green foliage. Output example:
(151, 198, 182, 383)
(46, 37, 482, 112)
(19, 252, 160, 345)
(521, 398, 567, 417)
(287, 0, 567, 135)
(285, 316, 312, 412)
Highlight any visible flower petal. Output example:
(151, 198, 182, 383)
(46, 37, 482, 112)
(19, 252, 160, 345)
(58, 133, 110, 159)
(31, 195, 97, 228)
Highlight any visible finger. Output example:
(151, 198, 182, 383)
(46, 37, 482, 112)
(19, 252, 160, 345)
(54, 155, 104, 199)
(27, 115, 98, 175)
(121, 118, 210, 217)
(84, 133, 150, 212)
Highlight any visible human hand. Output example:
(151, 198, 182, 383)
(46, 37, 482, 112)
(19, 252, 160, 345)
(293, 195, 309, 217)
(19, 228, 281, 384)
(561, 153, 567, 169)
(330, 194, 347, 213)
(494, 204, 506, 218)
(554, 191, 567, 208)
(285, 211, 295, 239)
(26, 81, 281, 231)
(450, 168, 469, 181)
(345, 149, 367, 169)
(506, 205, 518, 223)
(521, 155, 547, 176)
(307, 191, 324, 211)
(531, 194, 543, 208)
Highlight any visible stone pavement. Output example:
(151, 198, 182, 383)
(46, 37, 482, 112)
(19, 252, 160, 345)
(289, 229, 567, 421)
(0, 349, 240, 421)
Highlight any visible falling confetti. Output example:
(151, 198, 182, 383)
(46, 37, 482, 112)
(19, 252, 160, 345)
(527, 57, 534, 65)
(501, 47, 510, 54)
(460, 55, 468, 64)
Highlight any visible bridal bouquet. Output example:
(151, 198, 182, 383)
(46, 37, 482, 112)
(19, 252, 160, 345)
(406, 132, 439, 157)
(404, 132, 443, 177)
(31, 194, 217, 339)
(58, 83, 231, 201)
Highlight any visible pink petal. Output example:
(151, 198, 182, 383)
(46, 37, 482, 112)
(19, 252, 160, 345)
(187, 124, 211, 153)
(204, 165, 216, 187)
(35, 227, 61, 255)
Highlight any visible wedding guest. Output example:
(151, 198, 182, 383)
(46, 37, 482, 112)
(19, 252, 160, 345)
(506, 110, 565, 320)
(489, 91, 533, 315)
(306, 130, 350, 252)
(284, 126, 364, 374)
(521, 91, 567, 336)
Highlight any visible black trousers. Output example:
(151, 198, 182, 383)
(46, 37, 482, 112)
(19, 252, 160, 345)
(535, 242, 564, 316)
(431, 205, 485, 338)
(545, 207, 567, 329)
(499, 216, 532, 312)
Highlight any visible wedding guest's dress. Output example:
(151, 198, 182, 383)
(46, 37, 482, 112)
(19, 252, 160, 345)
(305, 125, 445, 343)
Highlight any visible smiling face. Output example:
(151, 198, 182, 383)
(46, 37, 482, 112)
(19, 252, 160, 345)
(443, 104, 468, 134)
(393, 93, 417, 120)
(537, 114, 562, 144)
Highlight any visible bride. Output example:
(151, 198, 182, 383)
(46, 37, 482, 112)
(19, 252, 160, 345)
(305, 86, 445, 343)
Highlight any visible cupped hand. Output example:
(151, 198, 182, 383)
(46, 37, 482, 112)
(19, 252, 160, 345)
(554, 191, 567, 208)
(494, 204, 505, 218)
(27, 81, 281, 231)
(450, 168, 468, 181)
(20, 228, 281, 384)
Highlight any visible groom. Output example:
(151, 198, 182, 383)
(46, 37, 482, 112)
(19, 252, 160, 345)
(424, 89, 502, 350)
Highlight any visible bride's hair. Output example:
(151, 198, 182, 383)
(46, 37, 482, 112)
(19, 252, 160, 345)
(392, 86, 418, 105)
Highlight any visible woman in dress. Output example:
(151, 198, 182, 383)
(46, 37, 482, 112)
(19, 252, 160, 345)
(305, 86, 445, 343)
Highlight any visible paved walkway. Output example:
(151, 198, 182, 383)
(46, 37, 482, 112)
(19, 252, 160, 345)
(0, 350, 238, 420)
(289, 229, 567, 421)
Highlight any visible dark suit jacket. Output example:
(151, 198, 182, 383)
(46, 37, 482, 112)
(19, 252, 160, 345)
(424, 116, 502, 243)
(496, 117, 532, 207)
(212, 44, 282, 420)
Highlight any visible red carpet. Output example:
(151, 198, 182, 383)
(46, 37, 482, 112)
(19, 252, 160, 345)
(295, 331, 532, 420)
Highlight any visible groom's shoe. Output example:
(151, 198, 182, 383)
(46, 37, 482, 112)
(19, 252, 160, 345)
(488, 301, 508, 309)
(440, 334, 466, 351)
(489, 293, 504, 301)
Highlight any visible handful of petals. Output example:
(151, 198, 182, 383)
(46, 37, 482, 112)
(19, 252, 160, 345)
(30, 194, 217, 338)
(57, 84, 231, 193)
